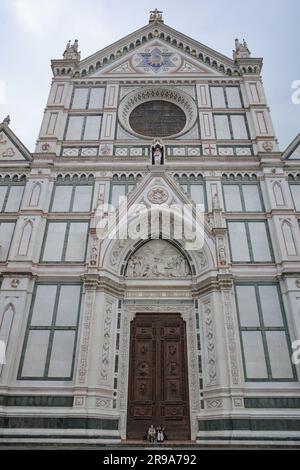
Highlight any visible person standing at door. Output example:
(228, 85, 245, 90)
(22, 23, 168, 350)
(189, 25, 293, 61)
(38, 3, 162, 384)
(147, 424, 156, 443)
(156, 426, 164, 443)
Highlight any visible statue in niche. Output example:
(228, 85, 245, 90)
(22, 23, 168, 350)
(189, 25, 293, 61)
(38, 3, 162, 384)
(219, 245, 227, 265)
(151, 140, 164, 165)
(212, 192, 220, 210)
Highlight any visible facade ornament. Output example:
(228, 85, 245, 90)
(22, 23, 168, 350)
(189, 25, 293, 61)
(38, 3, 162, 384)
(218, 245, 227, 265)
(203, 302, 217, 386)
(41, 143, 50, 152)
(154, 147, 162, 165)
(10, 279, 20, 288)
(100, 301, 114, 381)
(151, 140, 164, 165)
(212, 192, 220, 210)
(233, 38, 251, 60)
(89, 238, 99, 266)
(63, 39, 81, 60)
(262, 141, 274, 152)
(1, 115, 10, 126)
(149, 8, 164, 23)
(1, 147, 15, 158)
(197, 250, 207, 268)
(147, 187, 168, 204)
(125, 240, 191, 278)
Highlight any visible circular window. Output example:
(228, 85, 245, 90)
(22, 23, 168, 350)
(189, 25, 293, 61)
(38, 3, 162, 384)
(129, 100, 186, 138)
(118, 86, 198, 140)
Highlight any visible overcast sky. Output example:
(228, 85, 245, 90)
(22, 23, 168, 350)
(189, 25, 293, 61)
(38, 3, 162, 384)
(0, 0, 299, 151)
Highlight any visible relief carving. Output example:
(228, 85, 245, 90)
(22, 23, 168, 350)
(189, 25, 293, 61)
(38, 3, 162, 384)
(203, 301, 217, 386)
(223, 291, 240, 386)
(100, 301, 114, 381)
(125, 240, 191, 278)
(77, 287, 96, 384)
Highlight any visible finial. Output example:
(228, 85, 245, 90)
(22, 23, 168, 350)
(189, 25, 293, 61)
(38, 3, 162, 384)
(1, 115, 10, 126)
(149, 8, 164, 23)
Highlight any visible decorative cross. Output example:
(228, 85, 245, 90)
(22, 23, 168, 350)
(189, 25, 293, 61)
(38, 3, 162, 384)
(204, 143, 216, 155)
(150, 8, 163, 15)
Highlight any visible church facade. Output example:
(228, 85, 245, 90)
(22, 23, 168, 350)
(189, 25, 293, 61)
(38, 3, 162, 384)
(1, 11, 300, 446)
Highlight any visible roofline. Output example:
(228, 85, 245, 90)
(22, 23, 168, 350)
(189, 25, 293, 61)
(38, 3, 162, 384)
(0, 123, 33, 161)
(79, 21, 237, 68)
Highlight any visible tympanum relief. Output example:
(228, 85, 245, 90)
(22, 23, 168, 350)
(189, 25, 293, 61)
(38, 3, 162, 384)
(125, 240, 191, 278)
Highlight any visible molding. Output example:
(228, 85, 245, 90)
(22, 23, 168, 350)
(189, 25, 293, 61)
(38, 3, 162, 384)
(0, 416, 118, 430)
(0, 395, 73, 407)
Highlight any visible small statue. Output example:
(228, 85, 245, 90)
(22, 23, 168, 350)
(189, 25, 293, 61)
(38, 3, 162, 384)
(149, 8, 163, 22)
(212, 192, 220, 210)
(219, 246, 227, 265)
(233, 38, 251, 60)
(73, 39, 79, 52)
(63, 39, 80, 60)
(65, 40, 71, 52)
(154, 147, 162, 165)
(90, 245, 98, 265)
(152, 141, 164, 165)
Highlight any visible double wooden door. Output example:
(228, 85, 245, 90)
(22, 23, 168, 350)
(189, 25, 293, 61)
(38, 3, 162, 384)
(126, 313, 190, 440)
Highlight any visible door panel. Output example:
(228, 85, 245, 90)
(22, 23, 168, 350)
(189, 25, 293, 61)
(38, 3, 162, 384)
(127, 314, 190, 440)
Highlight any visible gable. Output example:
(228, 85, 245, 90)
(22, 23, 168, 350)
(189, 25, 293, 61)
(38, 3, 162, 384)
(283, 132, 300, 160)
(0, 125, 32, 161)
(90, 39, 226, 77)
(79, 21, 236, 79)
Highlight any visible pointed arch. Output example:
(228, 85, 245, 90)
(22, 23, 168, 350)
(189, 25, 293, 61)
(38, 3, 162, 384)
(273, 182, 285, 206)
(29, 182, 41, 207)
(18, 220, 33, 256)
(0, 303, 15, 376)
(282, 220, 297, 256)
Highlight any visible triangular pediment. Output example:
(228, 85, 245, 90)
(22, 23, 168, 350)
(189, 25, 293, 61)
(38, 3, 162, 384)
(89, 39, 226, 77)
(0, 124, 32, 161)
(102, 169, 215, 275)
(283, 132, 300, 160)
(80, 22, 235, 78)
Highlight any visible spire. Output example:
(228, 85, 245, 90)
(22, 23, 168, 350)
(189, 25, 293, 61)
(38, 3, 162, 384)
(149, 8, 164, 23)
(233, 38, 251, 60)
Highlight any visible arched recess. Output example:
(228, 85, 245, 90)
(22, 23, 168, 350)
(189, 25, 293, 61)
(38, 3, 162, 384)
(273, 182, 285, 206)
(29, 182, 41, 207)
(0, 303, 15, 376)
(122, 239, 193, 278)
(102, 230, 216, 280)
(100, 180, 217, 278)
(18, 220, 33, 256)
(282, 220, 297, 256)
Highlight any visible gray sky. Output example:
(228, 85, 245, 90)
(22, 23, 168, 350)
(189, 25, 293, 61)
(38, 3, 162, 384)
(0, 0, 299, 151)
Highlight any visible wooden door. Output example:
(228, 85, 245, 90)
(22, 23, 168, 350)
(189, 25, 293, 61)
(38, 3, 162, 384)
(126, 313, 190, 440)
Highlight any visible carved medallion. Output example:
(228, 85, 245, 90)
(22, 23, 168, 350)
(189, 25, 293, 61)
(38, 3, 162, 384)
(147, 187, 168, 204)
